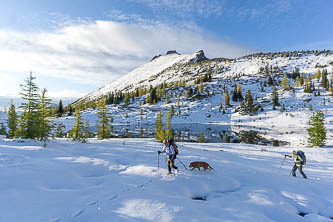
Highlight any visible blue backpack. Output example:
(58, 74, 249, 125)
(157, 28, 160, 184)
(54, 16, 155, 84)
(296, 150, 306, 165)
(168, 138, 178, 155)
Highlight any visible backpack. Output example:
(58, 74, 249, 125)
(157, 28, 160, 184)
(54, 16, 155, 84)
(296, 150, 306, 165)
(168, 138, 178, 155)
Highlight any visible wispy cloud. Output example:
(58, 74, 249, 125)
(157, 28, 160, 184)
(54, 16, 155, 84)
(0, 17, 252, 96)
(127, 0, 310, 29)
(129, 0, 223, 18)
(233, 0, 293, 20)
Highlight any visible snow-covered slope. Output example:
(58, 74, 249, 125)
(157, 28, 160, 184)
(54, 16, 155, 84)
(80, 50, 206, 102)
(1, 137, 333, 221)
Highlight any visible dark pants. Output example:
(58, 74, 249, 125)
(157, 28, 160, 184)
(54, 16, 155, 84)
(167, 155, 178, 173)
(292, 164, 307, 178)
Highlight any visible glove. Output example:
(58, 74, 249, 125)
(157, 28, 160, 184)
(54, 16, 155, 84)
(158, 151, 161, 155)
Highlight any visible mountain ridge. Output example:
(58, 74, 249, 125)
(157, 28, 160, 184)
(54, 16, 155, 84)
(74, 49, 333, 107)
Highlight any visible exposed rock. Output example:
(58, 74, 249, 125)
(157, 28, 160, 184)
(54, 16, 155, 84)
(189, 50, 207, 63)
(166, 50, 180, 55)
(151, 54, 162, 61)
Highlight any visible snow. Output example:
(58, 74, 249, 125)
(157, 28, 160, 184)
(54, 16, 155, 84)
(1, 137, 333, 221)
(82, 51, 203, 101)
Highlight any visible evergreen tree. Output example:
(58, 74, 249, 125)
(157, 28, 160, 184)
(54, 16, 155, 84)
(198, 132, 205, 143)
(304, 79, 313, 93)
(315, 69, 321, 80)
(300, 74, 305, 86)
(294, 76, 300, 88)
(281, 74, 289, 90)
(19, 73, 40, 139)
(236, 84, 243, 101)
(165, 93, 170, 103)
(225, 91, 230, 106)
(68, 105, 74, 116)
(246, 90, 253, 108)
(307, 111, 326, 147)
(7, 103, 18, 138)
(292, 68, 300, 79)
(166, 112, 174, 139)
(149, 87, 157, 104)
(57, 99, 64, 116)
(0, 123, 6, 136)
(232, 85, 238, 102)
(38, 88, 52, 141)
(70, 109, 86, 142)
(321, 69, 328, 89)
(199, 81, 203, 94)
(272, 86, 279, 109)
(97, 97, 111, 140)
(187, 87, 193, 97)
(84, 118, 92, 139)
(267, 74, 273, 86)
(55, 123, 65, 138)
(154, 111, 165, 142)
(124, 92, 130, 106)
(170, 105, 175, 116)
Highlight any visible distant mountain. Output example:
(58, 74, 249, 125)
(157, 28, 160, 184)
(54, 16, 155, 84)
(77, 50, 207, 103)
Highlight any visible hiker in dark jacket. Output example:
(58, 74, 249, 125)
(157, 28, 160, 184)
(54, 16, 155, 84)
(285, 151, 307, 179)
(158, 139, 178, 174)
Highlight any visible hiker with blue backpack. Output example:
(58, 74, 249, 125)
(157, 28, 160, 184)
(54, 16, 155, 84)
(285, 150, 307, 179)
(158, 139, 178, 174)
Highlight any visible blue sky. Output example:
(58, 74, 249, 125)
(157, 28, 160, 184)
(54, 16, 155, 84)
(0, 0, 332, 100)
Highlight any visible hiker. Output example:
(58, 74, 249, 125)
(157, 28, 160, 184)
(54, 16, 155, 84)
(285, 150, 307, 179)
(158, 139, 178, 174)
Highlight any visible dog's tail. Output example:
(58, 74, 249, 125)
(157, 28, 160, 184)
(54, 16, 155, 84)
(208, 164, 214, 171)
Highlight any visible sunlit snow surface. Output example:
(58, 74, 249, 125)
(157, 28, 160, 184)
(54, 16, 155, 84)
(0, 137, 333, 222)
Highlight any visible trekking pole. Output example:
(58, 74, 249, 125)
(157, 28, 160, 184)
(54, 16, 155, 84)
(157, 153, 160, 171)
(177, 157, 187, 170)
(280, 156, 286, 169)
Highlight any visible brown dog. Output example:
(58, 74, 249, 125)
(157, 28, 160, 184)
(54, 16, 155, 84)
(189, 161, 214, 171)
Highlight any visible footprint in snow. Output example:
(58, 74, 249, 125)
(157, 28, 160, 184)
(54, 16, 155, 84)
(109, 195, 118, 201)
(87, 200, 99, 206)
(72, 209, 85, 218)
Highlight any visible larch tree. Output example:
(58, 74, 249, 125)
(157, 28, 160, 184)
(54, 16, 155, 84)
(70, 109, 86, 142)
(281, 74, 289, 91)
(38, 88, 52, 141)
(84, 118, 92, 139)
(97, 97, 111, 140)
(225, 91, 230, 106)
(154, 111, 165, 142)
